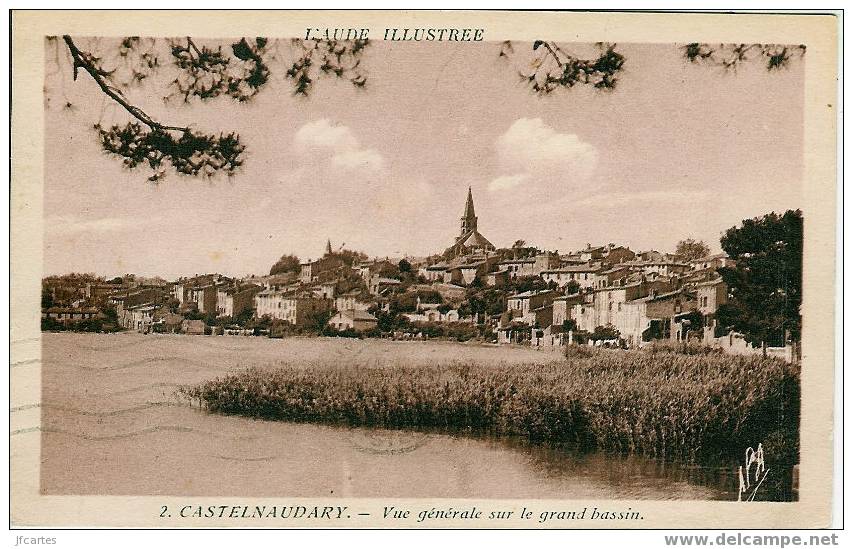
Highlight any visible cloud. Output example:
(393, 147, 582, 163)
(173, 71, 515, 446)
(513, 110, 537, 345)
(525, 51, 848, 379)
(294, 119, 358, 150)
(294, 119, 383, 171)
(332, 149, 385, 170)
(487, 117, 598, 193)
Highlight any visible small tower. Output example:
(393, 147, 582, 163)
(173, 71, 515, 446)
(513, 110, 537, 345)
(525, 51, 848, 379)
(325, 238, 333, 256)
(460, 187, 478, 237)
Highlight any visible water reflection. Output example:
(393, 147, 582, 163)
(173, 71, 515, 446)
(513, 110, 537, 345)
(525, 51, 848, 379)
(396, 428, 796, 501)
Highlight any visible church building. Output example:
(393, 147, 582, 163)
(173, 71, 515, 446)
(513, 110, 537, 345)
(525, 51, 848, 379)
(445, 187, 495, 257)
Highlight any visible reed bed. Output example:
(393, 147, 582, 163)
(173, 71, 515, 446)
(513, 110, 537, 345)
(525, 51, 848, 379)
(179, 347, 799, 463)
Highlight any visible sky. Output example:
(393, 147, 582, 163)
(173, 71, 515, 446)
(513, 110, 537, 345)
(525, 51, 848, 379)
(43, 39, 805, 279)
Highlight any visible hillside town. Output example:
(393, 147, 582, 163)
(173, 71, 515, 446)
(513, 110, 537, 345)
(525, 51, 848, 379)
(42, 187, 780, 356)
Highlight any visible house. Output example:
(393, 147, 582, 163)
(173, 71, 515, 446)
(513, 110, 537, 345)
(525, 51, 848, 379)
(182, 319, 206, 335)
(497, 258, 536, 279)
(369, 275, 402, 296)
(690, 254, 734, 272)
(578, 244, 607, 262)
(552, 293, 585, 327)
(402, 297, 463, 323)
(442, 267, 463, 285)
(572, 278, 675, 335)
(603, 246, 636, 266)
(188, 284, 220, 315)
(506, 289, 558, 316)
(540, 264, 601, 289)
(697, 277, 728, 317)
(403, 307, 462, 324)
(594, 266, 632, 289)
(559, 254, 587, 266)
(533, 252, 561, 274)
(328, 309, 378, 332)
(622, 260, 691, 278)
(458, 261, 490, 285)
(636, 250, 667, 262)
(254, 289, 331, 327)
(110, 287, 163, 317)
(172, 274, 225, 305)
(484, 269, 510, 288)
(620, 289, 698, 346)
(526, 304, 554, 328)
(421, 263, 450, 282)
(84, 281, 128, 300)
(334, 290, 373, 313)
(154, 312, 184, 333)
(216, 284, 261, 318)
(312, 281, 337, 300)
(496, 320, 531, 345)
(121, 304, 158, 332)
(531, 323, 571, 350)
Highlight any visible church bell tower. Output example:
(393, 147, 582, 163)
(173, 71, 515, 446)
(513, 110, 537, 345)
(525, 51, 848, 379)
(460, 187, 478, 237)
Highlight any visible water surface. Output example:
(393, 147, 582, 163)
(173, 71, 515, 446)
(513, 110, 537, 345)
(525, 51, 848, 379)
(38, 333, 742, 499)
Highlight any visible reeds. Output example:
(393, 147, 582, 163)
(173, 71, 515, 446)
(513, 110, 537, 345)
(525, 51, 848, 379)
(179, 348, 799, 463)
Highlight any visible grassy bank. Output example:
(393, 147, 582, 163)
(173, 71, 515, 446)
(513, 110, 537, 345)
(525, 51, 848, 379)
(179, 347, 799, 464)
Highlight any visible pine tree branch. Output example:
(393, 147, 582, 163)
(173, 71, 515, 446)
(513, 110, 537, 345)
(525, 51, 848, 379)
(62, 35, 188, 133)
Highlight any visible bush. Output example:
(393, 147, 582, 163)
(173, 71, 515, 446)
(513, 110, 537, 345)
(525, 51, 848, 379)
(646, 340, 723, 356)
(564, 344, 594, 359)
(321, 326, 362, 339)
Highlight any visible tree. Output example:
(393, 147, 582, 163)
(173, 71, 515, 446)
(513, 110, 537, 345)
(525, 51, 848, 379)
(674, 239, 710, 262)
(269, 253, 301, 276)
(305, 308, 334, 334)
(500, 40, 804, 96)
(564, 280, 581, 295)
(683, 43, 806, 72)
(332, 248, 369, 267)
(376, 262, 401, 279)
(41, 291, 54, 309)
(715, 210, 802, 347)
(506, 275, 549, 294)
(459, 288, 505, 320)
(398, 258, 412, 274)
(591, 324, 620, 341)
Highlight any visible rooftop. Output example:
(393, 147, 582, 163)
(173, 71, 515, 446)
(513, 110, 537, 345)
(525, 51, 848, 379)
(542, 265, 600, 273)
(509, 289, 556, 299)
(630, 289, 694, 304)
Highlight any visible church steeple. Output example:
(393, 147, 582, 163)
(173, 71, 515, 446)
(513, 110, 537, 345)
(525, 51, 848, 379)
(325, 238, 333, 256)
(460, 187, 478, 236)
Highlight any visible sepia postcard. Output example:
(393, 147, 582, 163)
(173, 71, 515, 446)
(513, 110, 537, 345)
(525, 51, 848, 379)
(10, 10, 839, 529)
